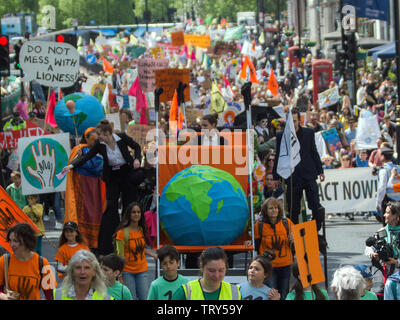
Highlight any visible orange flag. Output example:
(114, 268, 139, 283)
(240, 55, 258, 84)
(0, 186, 40, 252)
(102, 56, 114, 74)
(267, 68, 279, 97)
(169, 89, 184, 133)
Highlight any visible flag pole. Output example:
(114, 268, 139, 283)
(241, 81, 255, 258)
(154, 87, 163, 279)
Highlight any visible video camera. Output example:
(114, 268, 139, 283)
(366, 229, 394, 262)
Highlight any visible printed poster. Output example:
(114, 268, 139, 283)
(18, 133, 71, 195)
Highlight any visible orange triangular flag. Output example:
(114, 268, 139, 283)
(240, 55, 258, 84)
(102, 56, 114, 74)
(268, 68, 279, 97)
(169, 90, 184, 133)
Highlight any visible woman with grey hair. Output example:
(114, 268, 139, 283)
(331, 265, 366, 300)
(53, 250, 112, 300)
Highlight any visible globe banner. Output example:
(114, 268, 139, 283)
(158, 143, 252, 247)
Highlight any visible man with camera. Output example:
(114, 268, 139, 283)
(365, 202, 400, 299)
(376, 147, 400, 223)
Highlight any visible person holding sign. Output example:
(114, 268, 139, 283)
(64, 120, 145, 256)
(0, 223, 56, 300)
(252, 197, 295, 299)
(286, 262, 329, 300)
(273, 107, 325, 231)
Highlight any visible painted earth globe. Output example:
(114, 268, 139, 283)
(54, 92, 105, 136)
(159, 165, 249, 246)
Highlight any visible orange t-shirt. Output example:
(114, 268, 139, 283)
(254, 219, 294, 268)
(54, 243, 90, 279)
(0, 253, 57, 300)
(116, 228, 147, 274)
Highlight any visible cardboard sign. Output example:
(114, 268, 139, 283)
(19, 41, 80, 88)
(184, 34, 211, 49)
(0, 121, 51, 149)
(18, 133, 71, 195)
(155, 68, 190, 103)
(292, 220, 325, 288)
(0, 186, 40, 253)
(156, 42, 180, 56)
(126, 124, 156, 151)
(171, 31, 185, 47)
(137, 58, 170, 93)
(214, 41, 237, 55)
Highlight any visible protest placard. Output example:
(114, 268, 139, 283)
(137, 58, 169, 93)
(318, 87, 339, 109)
(315, 167, 378, 214)
(171, 31, 185, 46)
(18, 133, 70, 195)
(320, 127, 343, 156)
(126, 124, 156, 151)
(0, 186, 40, 253)
(19, 41, 79, 88)
(155, 68, 190, 103)
(0, 121, 51, 149)
(184, 34, 211, 49)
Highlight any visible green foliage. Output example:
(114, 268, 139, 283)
(0, 0, 286, 30)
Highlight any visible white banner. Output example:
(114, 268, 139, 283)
(355, 115, 381, 150)
(316, 167, 378, 214)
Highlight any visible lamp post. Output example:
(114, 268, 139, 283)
(393, 0, 400, 159)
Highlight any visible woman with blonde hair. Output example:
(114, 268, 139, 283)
(53, 250, 112, 300)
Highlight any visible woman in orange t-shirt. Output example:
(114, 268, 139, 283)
(253, 197, 294, 299)
(0, 223, 57, 300)
(114, 202, 157, 300)
(55, 221, 90, 280)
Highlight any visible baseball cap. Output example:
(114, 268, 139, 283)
(354, 264, 373, 279)
(63, 221, 78, 231)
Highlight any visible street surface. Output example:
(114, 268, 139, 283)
(42, 209, 381, 300)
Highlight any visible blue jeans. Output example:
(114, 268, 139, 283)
(122, 271, 148, 300)
(266, 265, 291, 299)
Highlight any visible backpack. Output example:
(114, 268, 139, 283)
(256, 217, 294, 255)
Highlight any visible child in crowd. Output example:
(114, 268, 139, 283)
(100, 253, 133, 300)
(22, 194, 45, 255)
(54, 221, 90, 280)
(6, 171, 27, 209)
(239, 253, 280, 300)
(147, 245, 189, 300)
(286, 262, 329, 300)
(354, 264, 378, 300)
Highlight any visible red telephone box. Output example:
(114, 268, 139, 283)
(288, 46, 300, 69)
(312, 59, 333, 104)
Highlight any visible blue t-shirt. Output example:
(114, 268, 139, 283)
(238, 281, 272, 300)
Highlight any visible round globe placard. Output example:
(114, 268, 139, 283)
(159, 165, 249, 246)
(54, 92, 105, 136)
(21, 137, 69, 190)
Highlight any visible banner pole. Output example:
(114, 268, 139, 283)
(154, 87, 163, 279)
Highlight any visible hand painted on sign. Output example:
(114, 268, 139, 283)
(27, 140, 56, 189)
